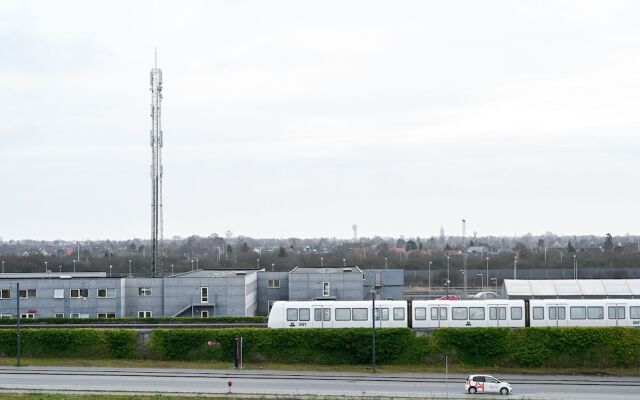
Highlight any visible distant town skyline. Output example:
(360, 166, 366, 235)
(2, 1, 640, 240)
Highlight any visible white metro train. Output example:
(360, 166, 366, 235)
(267, 299, 640, 329)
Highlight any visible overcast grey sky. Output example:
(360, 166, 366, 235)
(1, 1, 640, 241)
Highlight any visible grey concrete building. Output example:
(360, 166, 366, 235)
(0, 270, 258, 318)
(288, 267, 365, 301)
(363, 269, 404, 300)
(256, 271, 289, 316)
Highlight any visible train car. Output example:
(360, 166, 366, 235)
(527, 298, 640, 327)
(411, 300, 526, 328)
(267, 300, 409, 329)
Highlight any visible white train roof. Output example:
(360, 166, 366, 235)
(503, 279, 640, 298)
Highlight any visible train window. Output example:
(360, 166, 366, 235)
(415, 307, 427, 320)
(499, 307, 507, 320)
(393, 308, 405, 321)
(353, 308, 368, 321)
(431, 307, 438, 320)
(440, 307, 448, 320)
(287, 308, 298, 321)
(335, 308, 351, 321)
(630, 306, 640, 319)
(489, 307, 497, 320)
(570, 306, 586, 319)
(375, 308, 389, 321)
(532, 307, 544, 320)
(299, 308, 310, 321)
(511, 307, 523, 320)
(469, 307, 485, 320)
(452, 307, 468, 320)
(587, 306, 604, 319)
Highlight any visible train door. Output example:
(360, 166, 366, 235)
(606, 304, 626, 327)
(548, 303, 568, 327)
(487, 304, 507, 327)
(429, 305, 449, 328)
(313, 306, 333, 328)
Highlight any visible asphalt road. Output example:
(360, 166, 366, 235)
(0, 366, 639, 399)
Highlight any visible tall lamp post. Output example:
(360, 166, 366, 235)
(428, 261, 432, 292)
(446, 256, 450, 280)
(109, 265, 112, 278)
(573, 254, 577, 280)
(73, 260, 76, 273)
(384, 257, 388, 269)
(486, 257, 489, 291)
(44, 261, 48, 273)
(2, 261, 4, 274)
(370, 287, 377, 373)
(513, 256, 518, 280)
(128, 259, 132, 277)
(320, 257, 324, 267)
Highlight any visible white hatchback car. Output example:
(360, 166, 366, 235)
(465, 375, 512, 395)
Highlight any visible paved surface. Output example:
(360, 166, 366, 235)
(0, 366, 639, 399)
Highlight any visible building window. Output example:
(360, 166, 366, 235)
(138, 311, 152, 318)
(201, 310, 209, 318)
(138, 287, 152, 296)
(97, 313, 116, 318)
(201, 287, 208, 303)
(19, 289, 37, 299)
(54, 289, 64, 299)
(71, 313, 90, 318)
(0, 289, 11, 299)
(268, 279, 280, 289)
(20, 313, 35, 319)
(97, 288, 116, 298)
(70, 289, 89, 299)
(322, 282, 330, 297)
(54, 313, 64, 318)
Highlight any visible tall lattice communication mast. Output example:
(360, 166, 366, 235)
(150, 53, 163, 277)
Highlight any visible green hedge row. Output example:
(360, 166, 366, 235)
(0, 329, 137, 359)
(1, 327, 638, 369)
(149, 328, 413, 364)
(433, 327, 640, 368)
(0, 316, 266, 324)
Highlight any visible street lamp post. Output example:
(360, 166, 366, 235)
(73, 260, 76, 273)
(444, 279, 451, 299)
(370, 288, 376, 373)
(573, 254, 577, 280)
(128, 259, 132, 277)
(196, 258, 199, 269)
(460, 270, 466, 296)
(428, 261, 432, 292)
(446, 256, 450, 280)
(384, 257, 388, 269)
(58, 265, 62, 274)
(343, 258, 346, 267)
(256, 258, 260, 268)
(320, 257, 324, 267)
(271, 263, 275, 272)
(171, 264, 174, 275)
(1, 261, 4, 274)
(513, 256, 518, 280)
(44, 261, 48, 273)
(191, 260, 194, 271)
(486, 257, 489, 291)
(109, 265, 112, 278)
